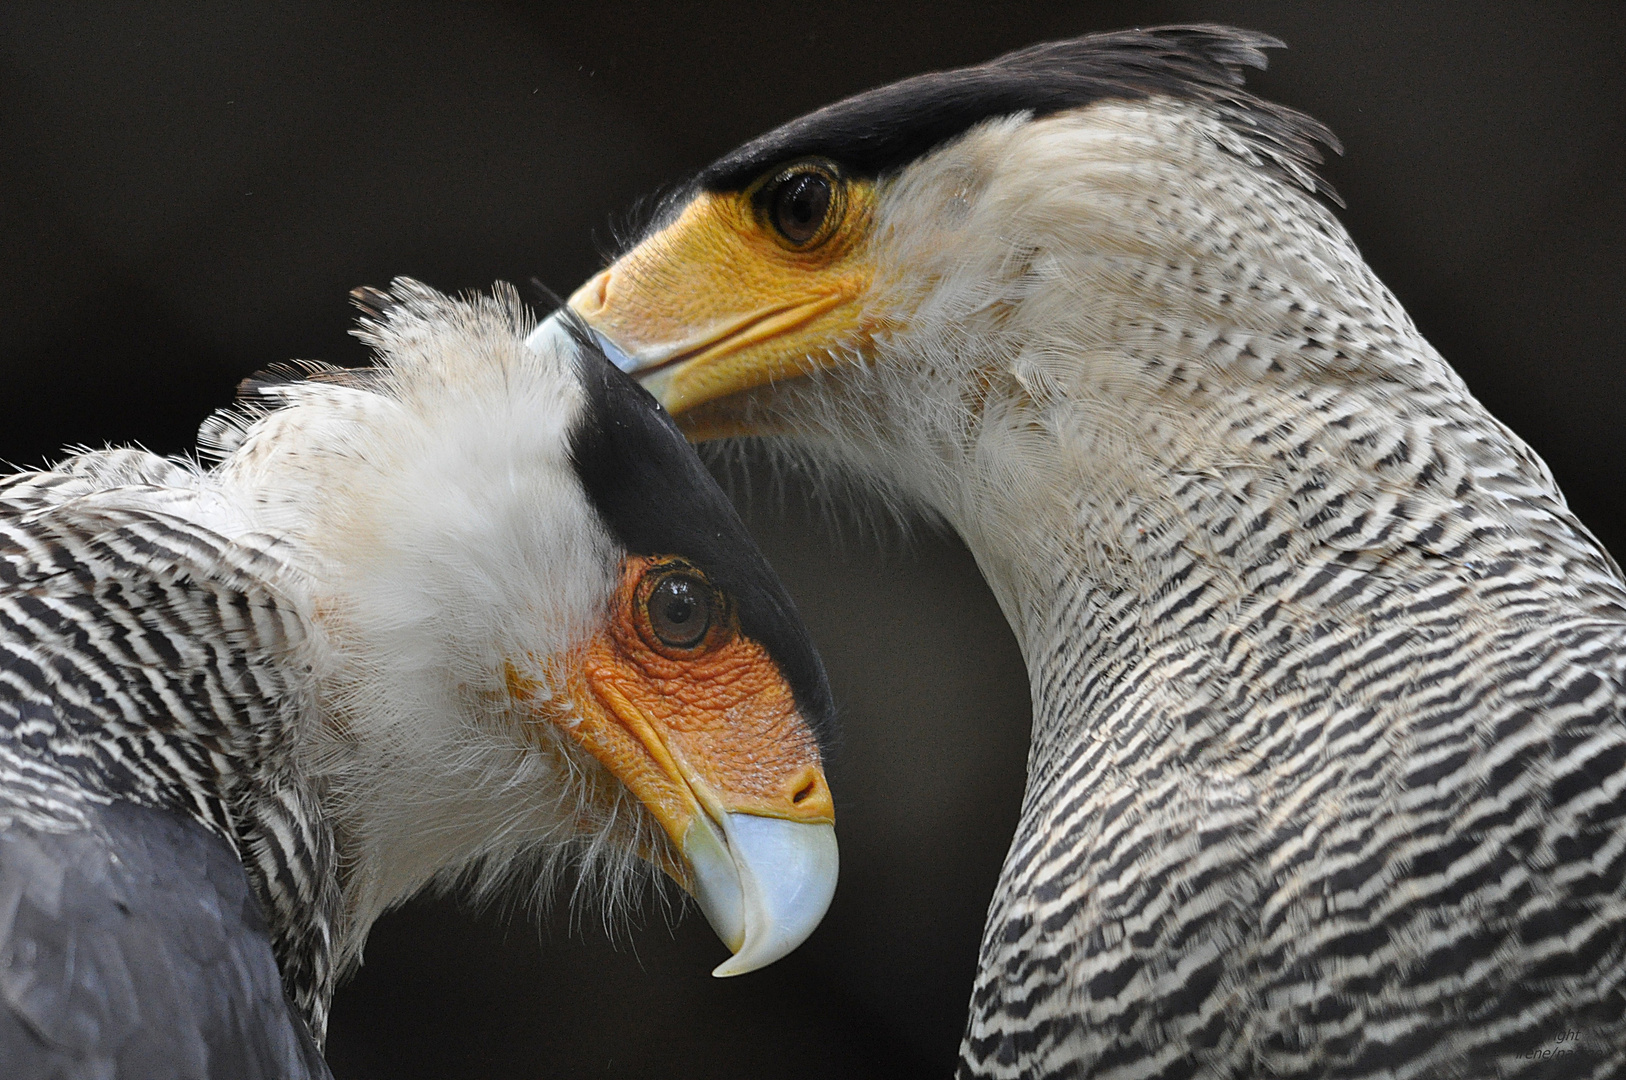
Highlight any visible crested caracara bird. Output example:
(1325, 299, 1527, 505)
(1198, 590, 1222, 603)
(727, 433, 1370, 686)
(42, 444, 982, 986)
(0, 280, 837, 1078)
(554, 25, 1626, 1080)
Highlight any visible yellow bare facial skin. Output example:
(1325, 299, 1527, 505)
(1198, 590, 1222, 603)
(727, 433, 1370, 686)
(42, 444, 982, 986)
(569, 169, 879, 418)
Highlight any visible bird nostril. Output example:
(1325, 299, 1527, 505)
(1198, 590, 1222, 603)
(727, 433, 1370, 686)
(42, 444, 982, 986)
(589, 270, 611, 311)
(569, 270, 612, 317)
(782, 767, 832, 816)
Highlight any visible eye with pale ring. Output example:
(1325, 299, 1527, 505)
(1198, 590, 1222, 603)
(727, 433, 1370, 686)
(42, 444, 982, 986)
(767, 166, 838, 246)
(646, 572, 716, 650)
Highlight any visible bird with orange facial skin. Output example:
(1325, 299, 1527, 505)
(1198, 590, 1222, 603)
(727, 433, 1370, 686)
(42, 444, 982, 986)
(0, 280, 837, 1078)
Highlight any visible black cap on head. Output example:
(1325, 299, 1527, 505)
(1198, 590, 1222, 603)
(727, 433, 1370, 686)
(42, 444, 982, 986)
(563, 318, 836, 752)
(696, 25, 1338, 202)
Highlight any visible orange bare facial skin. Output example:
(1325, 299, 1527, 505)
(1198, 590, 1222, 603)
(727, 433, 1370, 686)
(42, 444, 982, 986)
(510, 555, 832, 861)
(596, 556, 832, 822)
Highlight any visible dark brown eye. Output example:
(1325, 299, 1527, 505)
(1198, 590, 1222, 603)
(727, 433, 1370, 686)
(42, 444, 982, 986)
(771, 169, 834, 245)
(647, 573, 714, 650)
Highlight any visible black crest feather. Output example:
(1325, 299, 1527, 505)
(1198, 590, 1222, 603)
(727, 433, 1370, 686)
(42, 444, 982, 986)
(697, 25, 1340, 204)
(561, 310, 837, 753)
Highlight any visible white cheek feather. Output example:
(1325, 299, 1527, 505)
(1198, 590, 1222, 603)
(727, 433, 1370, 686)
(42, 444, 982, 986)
(207, 284, 664, 954)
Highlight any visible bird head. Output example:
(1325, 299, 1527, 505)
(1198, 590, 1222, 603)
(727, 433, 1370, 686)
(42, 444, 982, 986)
(555, 27, 1369, 536)
(206, 279, 836, 977)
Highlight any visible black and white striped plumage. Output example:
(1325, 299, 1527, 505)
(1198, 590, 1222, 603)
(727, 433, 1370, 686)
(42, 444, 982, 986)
(1, 280, 838, 1077)
(0, 453, 337, 1073)
(565, 26, 1626, 1079)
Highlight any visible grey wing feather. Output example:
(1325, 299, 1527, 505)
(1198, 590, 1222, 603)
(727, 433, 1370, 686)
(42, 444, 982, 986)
(0, 798, 332, 1080)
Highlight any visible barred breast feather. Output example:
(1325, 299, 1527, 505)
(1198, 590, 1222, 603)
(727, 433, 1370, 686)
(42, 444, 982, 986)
(0, 455, 341, 1068)
(936, 102, 1626, 1078)
(962, 391, 1626, 1077)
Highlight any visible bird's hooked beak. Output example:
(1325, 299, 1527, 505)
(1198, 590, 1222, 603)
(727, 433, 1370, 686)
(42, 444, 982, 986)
(550, 168, 885, 436)
(669, 780, 839, 977)
(509, 555, 836, 976)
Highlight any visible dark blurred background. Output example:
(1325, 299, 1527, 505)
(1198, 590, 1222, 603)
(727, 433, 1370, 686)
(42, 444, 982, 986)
(2, 3, 1623, 1076)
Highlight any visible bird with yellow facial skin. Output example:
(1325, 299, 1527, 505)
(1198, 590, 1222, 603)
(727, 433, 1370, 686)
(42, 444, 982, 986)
(554, 25, 1626, 1080)
(0, 279, 836, 1078)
